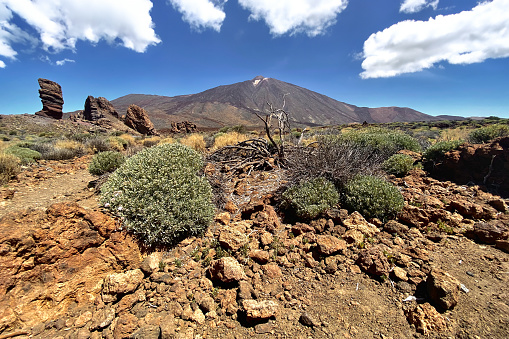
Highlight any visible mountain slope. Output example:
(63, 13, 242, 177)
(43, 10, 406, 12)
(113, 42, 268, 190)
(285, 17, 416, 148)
(111, 76, 441, 129)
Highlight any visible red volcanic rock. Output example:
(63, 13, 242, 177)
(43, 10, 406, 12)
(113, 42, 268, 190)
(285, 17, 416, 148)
(35, 78, 63, 119)
(83, 96, 119, 121)
(124, 104, 158, 135)
(170, 121, 198, 133)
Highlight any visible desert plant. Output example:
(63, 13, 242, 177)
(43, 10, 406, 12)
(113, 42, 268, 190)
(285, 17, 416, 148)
(0, 153, 20, 184)
(212, 131, 249, 150)
(383, 154, 415, 177)
(343, 175, 404, 221)
(100, 143, 214, 246)
(423, 140, 463, 162)
(85, 137, 112, 153)
(282, 177, 339, 220)
(107, 136, 129, 152)
(469, 124, 509, 143)
(4, 145, 41, 164)
(88, 151, 126, 175)
(287, 138, 384, 189)
(180, 134, 206, 152)
(334, 127, 421, 157)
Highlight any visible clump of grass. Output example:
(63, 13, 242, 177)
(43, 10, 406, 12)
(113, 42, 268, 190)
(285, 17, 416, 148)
(180, 134, 206, 152)
(107, 136, 129, 152)
(0, 153, 20, 184)
(212, 132, 248, 150)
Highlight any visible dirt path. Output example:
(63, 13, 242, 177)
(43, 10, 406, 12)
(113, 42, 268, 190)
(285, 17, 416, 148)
(0, 156, 99, 218)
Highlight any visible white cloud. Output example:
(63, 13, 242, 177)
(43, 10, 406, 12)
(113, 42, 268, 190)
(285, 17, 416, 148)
(400, 0, 439, 14)
(168, 0, 227, 32)
(0, 0, 160, 61)
(361, 0, 509, 79)
(0, 60, 5, 68)
(238, 0, 349, 36)
(56, 58, 75, 66)
(0, 2, 37, 65)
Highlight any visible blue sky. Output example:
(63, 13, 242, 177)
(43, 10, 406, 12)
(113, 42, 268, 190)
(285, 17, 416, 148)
(1, 0, 508, 118)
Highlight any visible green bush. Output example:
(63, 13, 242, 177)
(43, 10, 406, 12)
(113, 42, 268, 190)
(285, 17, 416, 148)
(333, 127, 421, 157)
(468, 124, 509, 143)
(100, 143, 214, 246)
(343, 175, 404, 221)
(423, 140, 463, 162)
(282, 177, 339, 220)
(4, 145, 41, 164)
(89, 151, 126, 175)
(383, 154, 415, 177)
(0, 153, 20, 184)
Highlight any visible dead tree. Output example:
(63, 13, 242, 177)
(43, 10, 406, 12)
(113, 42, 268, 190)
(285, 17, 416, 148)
(254, 94, 291, 165)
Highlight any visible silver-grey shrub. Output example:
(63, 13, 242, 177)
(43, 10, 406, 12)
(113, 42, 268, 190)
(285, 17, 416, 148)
(101, 143, 214, 246)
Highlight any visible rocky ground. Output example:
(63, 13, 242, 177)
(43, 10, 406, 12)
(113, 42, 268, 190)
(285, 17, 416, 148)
(0, 151, 508, 339)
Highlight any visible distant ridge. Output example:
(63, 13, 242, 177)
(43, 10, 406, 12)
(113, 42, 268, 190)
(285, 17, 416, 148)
(111, 76, 449, 129)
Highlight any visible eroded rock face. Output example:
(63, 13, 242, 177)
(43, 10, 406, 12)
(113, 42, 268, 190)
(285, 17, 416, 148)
(0, 202, 142, 332)
(83, 96, 119, 121)
(428, 137, 509, 197)
(170, 121, 198, 134)
(35, 78, 63, 119)
(124, 104, 158, 135)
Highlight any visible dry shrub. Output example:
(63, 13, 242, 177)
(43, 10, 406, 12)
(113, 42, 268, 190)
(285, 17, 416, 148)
(107, 136, 128, 152)
(119, 134, 136, 146)
(142, 136, 161, 148)
(180, 134, 206, 152)
(159, 137, 176, 145)
(212, 132, 249, 150)
(85, 137, 111, 153)
(0, 153, 20, 184)
(287, 139, 384, 189)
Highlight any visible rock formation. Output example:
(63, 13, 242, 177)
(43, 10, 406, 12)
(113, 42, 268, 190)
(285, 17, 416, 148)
(83, 96, 119, 121)
(35, 78, 63, 119)
(170, 121, 198, 133)
(124, 104, 158, 135)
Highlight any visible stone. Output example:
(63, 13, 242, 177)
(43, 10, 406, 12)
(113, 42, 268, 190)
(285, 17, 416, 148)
(291, 222, 314, 235)
(90, 307, 115, 330)
(215, 212, 231, 225)
(82, 96, 119, 121)
(405, 303, 447, 335)
(262, 263, 282, 278)
(299, 312, 321, 327)
(140, 252, 163, 274)
(238, 281, 256, 301)
(170, 121, 198, 133)
(195, 292, 216, 313)
(102, 269, 144, 303)
(391, 266, 408, 282)
(342, 211, 380, 237)
(449, 200, 487, 219)
(124, 104, 158, 135)
(496, 239, 509, 253)
(489, 198, 508, 212)
(190, 308, 206, 324)
(343, 229, 364, 245)
(242, 299, 278, 320)
(310, 218, 327, 233)
(356, 246, 390, 276)
(159, 314, 176, 339)
(383, 220, 409, 237)
(427, 268, 461, 310)
(249, 249, 270, 264)
(209, 257, 247, 283)
(225, 200, 238, 213)
(219, 228, 248, 251)
(113, 313, 139, 339)
(35, 78, 63, 119)
(129, 325, 161, 339)
(466, 220, 509, 244)
(260, 231, 273, 246)
(74, 310, 93, 328)
(316, 235, 346, 255)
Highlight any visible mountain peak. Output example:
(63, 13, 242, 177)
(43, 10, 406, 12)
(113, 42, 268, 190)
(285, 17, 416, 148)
(252, 75, 269, 86)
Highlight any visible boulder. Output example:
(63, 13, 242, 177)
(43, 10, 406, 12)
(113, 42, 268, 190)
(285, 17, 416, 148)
(242, 299, 278, 320)
(316, 235, 346, 255)
(83, 96, 119, 121)
(426, 268, 461, 310)
(35, 78, 63, 119)
(124, 104, 158, 135)
(342, 211, 380, 237)
(466, 220, 509, 244)
(405, 303, 447, 335)
(102, 269, 144, 303)
(356, 246, 391, 276)
(219, 228, 248, 251)
(170, 121, 198, 133)
(208, 257, 247, 283)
